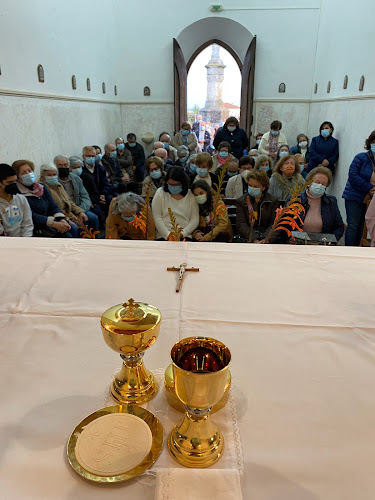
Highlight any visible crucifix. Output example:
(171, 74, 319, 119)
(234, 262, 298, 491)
(167, 262, 199, 293)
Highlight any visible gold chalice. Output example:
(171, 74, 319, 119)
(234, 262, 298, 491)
(168, 337, 231, 468)
(100, 298, 161, 405)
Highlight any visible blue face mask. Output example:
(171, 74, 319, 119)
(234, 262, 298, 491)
(85, 157, 96, 166)
(259, 166, 269, 172)
(181, 130, 190, 136)
(371, 145, 375, 154)
(227, 171, 238, 177)
(109, 151, 117, 159)
(44, 176, 58, 187)
(189, 164, 197, 173)
(219, 151, 229, 158)
(117, 143, 125, 151)
(71, 167, 83, 176)
(321, 129, 330, 138)
(150, 169, 162, 180)
(271, 130, 279, 136)
(96, 154, 103, 161)
(163, 143, 170, 149)
(279, 151, 289, 157)
(128, 142, 136, 148)
(248, 186, 262, 198)
(179, 156, 188, 163)
(168, 184, 183, 195)
(121, 215, 135, 222)
(21, 172, 36, 186)
(309, 182, 326, 197)
(196, 167, 208, 177)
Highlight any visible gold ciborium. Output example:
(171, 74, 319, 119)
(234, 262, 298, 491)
(168, 337, 231, 468)
(100, 298, 161, 405)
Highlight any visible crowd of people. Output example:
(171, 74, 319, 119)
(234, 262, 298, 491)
(1, 116, 375, 246)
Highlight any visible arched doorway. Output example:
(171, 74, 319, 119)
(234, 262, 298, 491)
(174, 17, 256, 141)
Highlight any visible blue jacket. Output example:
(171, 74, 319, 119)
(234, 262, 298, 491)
(299, 191, 345, 241)
(213, 125, 249, 159)
(307, 135, 339, 174)
(23, 185, 62, 229)
(342, 151, 374, 203)
(289, 144, 310, 163)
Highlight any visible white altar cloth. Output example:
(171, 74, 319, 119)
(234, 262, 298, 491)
(1, 238, 375, 500)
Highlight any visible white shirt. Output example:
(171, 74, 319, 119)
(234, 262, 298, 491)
(151, 188, 199, 239)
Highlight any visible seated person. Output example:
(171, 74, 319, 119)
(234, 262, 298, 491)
(93, 145, 103, 163)
(151, 167, 199, 240)
(13, 159, 72, 237)
(236, 170, 279, 243)
(102, 143, 137, 193)
(248, 149, 259, 161)
(154, 147, 175, 172)
(225, 157, 254, 199)
(223, 158, 240, 181)
(269, 155, 304, 203)
(39, 163, 88, 237)
(191, 179, 232, 242)
(159, 132, 178, 162)
(191, 153, 219, 188)
(142, 156, 166, 197)
(115, 137, 133, 171)
(254, 154, 273, 178)
(0, 163, 33, 237)
(106, 192, 155, 240)
(125, 133, 146, 181)
(294, 153, 308, 179)
(54, 155, 99, 231)
(298, 166, 344, 241)
(175, 145, 190, 167)
(82, 145, 112, 214)
(213, 141, 234, 174)
(290, 134, 310, 163)
(274, 144, 290, 165)
(185, 154, 198, 177)
(171, 121, 198, 154)
(253, 133, 264, 150)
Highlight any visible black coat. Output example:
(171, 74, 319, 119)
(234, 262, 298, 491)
(299, 191, 344, 241)
(236, 192, 279, 241)
(213, 125, 249, 159)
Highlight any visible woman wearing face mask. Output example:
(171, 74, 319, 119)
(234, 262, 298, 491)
(307, 121, 339, 174)
(293, 154, 308, 179)
(171, 122, 198, 154)
(236, 170, 279, 243)
(254, 155, 273, 178)
(191, 180, 232, 242)
(343, 130, 375, 246)
(39, 163, 88, 237)
(213, 116, 248, 159)
(225, 157, 254, 199)
(191, 153, 219, 188)
(105, 192, 155, 240)
(13, 159, 74, 237)
(0, 163, 33, 237)
(258, 121, 287, 161)
(253, 133, 264, 150)
(151, 167, 199, 240)
(175, 145, 189, 167)
(212, 142, 234, 174)
(269, 155, 304, 203)
(298, 166, 344, 241)
(185, 154, 198, 181)
(142, 157, 165, 198)
(290, 134, 310, 163)
(274, 144, 290, 165)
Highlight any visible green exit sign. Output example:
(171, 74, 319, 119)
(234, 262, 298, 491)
(210, 4, 223, 11)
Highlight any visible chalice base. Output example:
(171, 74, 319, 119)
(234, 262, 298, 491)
(168, 413, 225, 468)
(111, 361, 158, 405)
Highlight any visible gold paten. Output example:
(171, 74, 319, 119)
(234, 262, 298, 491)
(67, 404, 163, 483)
(167, 337, 231, 468)
(164, 363, 231, 413)
(101, 298, 161, 404)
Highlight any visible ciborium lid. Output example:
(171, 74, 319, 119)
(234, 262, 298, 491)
(101, 298, 161, 336)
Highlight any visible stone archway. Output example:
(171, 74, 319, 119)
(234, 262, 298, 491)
(174, 17, 256, 139)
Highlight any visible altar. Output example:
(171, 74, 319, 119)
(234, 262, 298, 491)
(1, 238, 375, 499)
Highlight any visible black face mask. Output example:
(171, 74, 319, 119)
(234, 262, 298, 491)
(4, 183, 20, 195)
(58, 168, 70, 178)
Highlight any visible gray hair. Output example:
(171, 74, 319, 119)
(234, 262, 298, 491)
(155, 147, 167, 158)
(255, 154, 272, 169)
(112, 192, 145, 215)
(115, 137, 124, 143)
(187, 153, 198, 166)
(249, 149, 258, 154)
(177, 145, 189, 157)
(39, 163, 58, 179)
(69, 156, 83, 168)
(53, 155, 69, 166)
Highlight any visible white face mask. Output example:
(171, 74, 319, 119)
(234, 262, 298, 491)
(227, 126, 236, 132)
(241, 170, 248, 180)
(299, 141, 308, 148)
